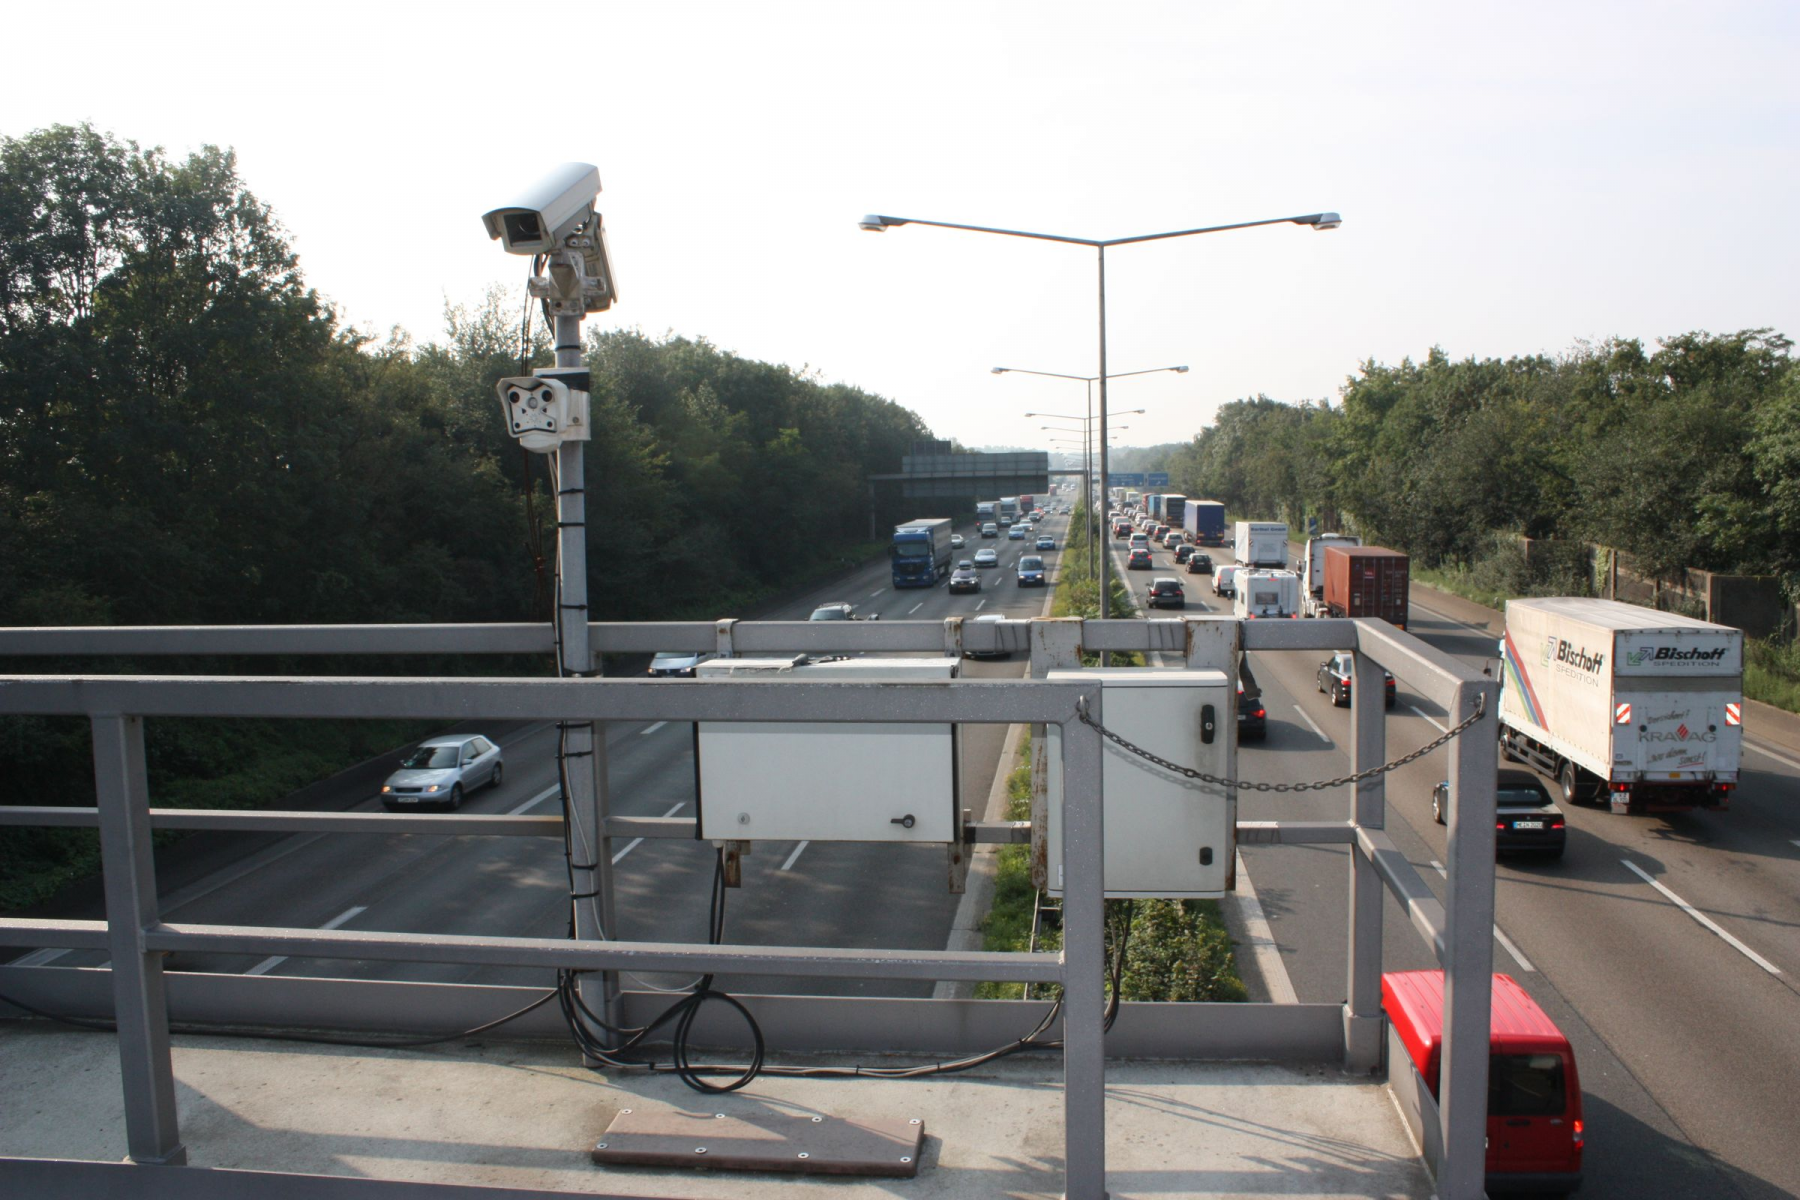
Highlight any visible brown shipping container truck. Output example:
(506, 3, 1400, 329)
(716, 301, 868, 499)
(1323, 546, 1409, 629)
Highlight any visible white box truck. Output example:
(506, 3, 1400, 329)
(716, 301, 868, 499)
(1298, 533, 1360, 616)
(1233, 569, 1301, 620)
(695, 657, 960, 841)
(1044, 668, 1233, 898)
(1496, 598, 1743, 813)
(1233, 521, 1289, 569)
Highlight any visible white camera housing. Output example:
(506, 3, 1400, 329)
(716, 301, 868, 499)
(481, 163, 601, 256)
(497, 371, 590, 453)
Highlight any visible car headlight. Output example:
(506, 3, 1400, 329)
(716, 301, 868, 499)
(425, 784, 440, 792)
(381, 785, 392, 793)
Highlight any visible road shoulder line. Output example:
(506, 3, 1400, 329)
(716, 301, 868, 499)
(1228, 852, 1298, 1004)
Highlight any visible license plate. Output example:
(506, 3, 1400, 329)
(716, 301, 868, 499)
(1512, 820, 1544, 830)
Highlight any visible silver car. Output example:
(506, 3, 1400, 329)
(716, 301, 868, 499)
(380, 735, 503, 810)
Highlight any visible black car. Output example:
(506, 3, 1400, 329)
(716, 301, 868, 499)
(1147, 577, 1186, 609)
(1237, 657, 1266, 741)
(1432, 769, 1566, 859)
(1316, 652, 1396, 708)
(948, 560, 981, 594)
(1186, 552, 1214, 576)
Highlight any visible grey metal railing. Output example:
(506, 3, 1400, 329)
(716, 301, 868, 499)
(0, 614, 1498, 1199)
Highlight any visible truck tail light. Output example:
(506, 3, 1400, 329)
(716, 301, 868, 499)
(1611, 783, 1630, 792)
(1572, 1118, 1584, 1148)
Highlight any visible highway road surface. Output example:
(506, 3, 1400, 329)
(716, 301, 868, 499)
(1107, 519, 1800, 1200)
(16, 507, 1076, 1003)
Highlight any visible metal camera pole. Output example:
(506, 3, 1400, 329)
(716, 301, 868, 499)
(550, 305, 619, 1039)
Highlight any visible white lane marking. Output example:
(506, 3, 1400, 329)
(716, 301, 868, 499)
(1621, 859, 1781, 976)
(611, 802, 687, 865)
(869, 589, 884, 598)
(1429, 861, 1535, 972)
(1292, 704, 1330, 743)
(1232, 852, 1298, 1004)
(1747, 740, 1800, 774)
(10, 947, 72, 967)
(780, 841, 810, 872)
(1409, 599, 1499, 638)
(640, 721, 667, 737)
(1408, 704, 1448, 733)
(908, 601, 924, 614)
(974, 598, 987, 610)
(507, 784, 561, 816)
(246, 905, 366, 976)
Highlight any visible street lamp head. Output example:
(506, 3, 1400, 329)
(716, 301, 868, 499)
(991, 367, 1008, 374)
(859, 214, 909, 232)
(1174, 366, 1190, 373)
(1294, 212, 1342, 231)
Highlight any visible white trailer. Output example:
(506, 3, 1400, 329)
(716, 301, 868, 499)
(1497, 598, 1743, 813)
(1299, 533, 1361, 616)
(1232, 569, 1301, 620)
(1233, 521, 1289, 569)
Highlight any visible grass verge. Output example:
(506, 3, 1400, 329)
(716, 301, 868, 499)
(1747, 637, 1800, 714)
(973, 721, 1246, 1003)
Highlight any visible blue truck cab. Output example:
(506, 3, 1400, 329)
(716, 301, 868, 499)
(891, 518, 954, 588)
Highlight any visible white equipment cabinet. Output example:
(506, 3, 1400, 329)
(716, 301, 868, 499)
(694, 657, 959, 843)
(1045, 668, 1234, 898)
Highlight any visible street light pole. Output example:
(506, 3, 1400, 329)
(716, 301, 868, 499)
(881, 209, 1339, 639)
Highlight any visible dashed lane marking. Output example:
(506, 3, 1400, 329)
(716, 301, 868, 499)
(611, 802, 687, 865)
(1292, 704, 1331, 743)
(246, 905, 366, 977)
(1408, 704, 1448, 733)
(780, 841, 810, 872)
(640, 721, 667, 737)
(1429, 862, 1535, 971)
(1621, 858, 1780, 976)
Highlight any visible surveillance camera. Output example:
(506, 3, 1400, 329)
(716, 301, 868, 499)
(482, 163, 602, 255)
(497, 370, 591, 453)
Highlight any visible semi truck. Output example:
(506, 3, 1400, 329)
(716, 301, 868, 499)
(889, 518, 954, 588)
(998, 497, 1019, 526)
(1496, 597, 1743, 813)
(1297, 533, 1361, 616)
(1159, 494, 1188, 530)
(1019, 494, 1035, 516)
(1233, 521, 1289, 569)
(1233, 569, 1301, 620)
(1322, 546, 1409, 628)
(1182, 499, 1226, 547)
(975, 500, 996, 526)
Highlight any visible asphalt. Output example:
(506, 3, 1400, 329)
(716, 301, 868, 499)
(1107, 519, 1800, 1200)
(14, 509, 1077, 1002)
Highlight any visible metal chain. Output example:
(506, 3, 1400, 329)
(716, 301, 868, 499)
(1074, 694, 1488, 793)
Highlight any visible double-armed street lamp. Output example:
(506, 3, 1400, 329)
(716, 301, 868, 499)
(864, 210, 1339, 621)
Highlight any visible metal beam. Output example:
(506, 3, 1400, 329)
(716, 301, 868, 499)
(0, 623, 551, 656)
(138, 922, 1063, 983)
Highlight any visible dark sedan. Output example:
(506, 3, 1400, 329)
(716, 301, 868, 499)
(1432, 769, 1566, 859)
(1317, 652, 1396, 708)
(1186, 552, 1213, 575)
(1237, 658, 1266, 742)
(1147, 577, 1186, 609)
(949, 560, 981, 594)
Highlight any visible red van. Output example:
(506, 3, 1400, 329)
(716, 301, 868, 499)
(1383, 970, 1583, 1195)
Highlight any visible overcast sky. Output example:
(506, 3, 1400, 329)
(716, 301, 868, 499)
(6, 1, 1796, 451)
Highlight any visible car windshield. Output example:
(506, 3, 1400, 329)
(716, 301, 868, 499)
(810, 607, 848, 620)
(1021, 557, 1043, 569)
(400, 746, 460, 769)
(893, 541, 931, 557)
(651, 652, 694, 665)
(1496, 788, 1549, 807)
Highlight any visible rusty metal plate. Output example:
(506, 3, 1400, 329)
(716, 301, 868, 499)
(592, 1107, 924, 1177)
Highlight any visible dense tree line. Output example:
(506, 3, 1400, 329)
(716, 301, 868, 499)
(0, 123, 930, 633)
(0, 124, 931, 904)
(1149, 334, 1800, 588)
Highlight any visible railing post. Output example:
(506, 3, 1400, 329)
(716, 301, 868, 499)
(1059, 686, 1108, 1200)
(1344, 644, 1386, 1072)
(1439, 677, 1500, 1198)
(92, 714, 187, 1166)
